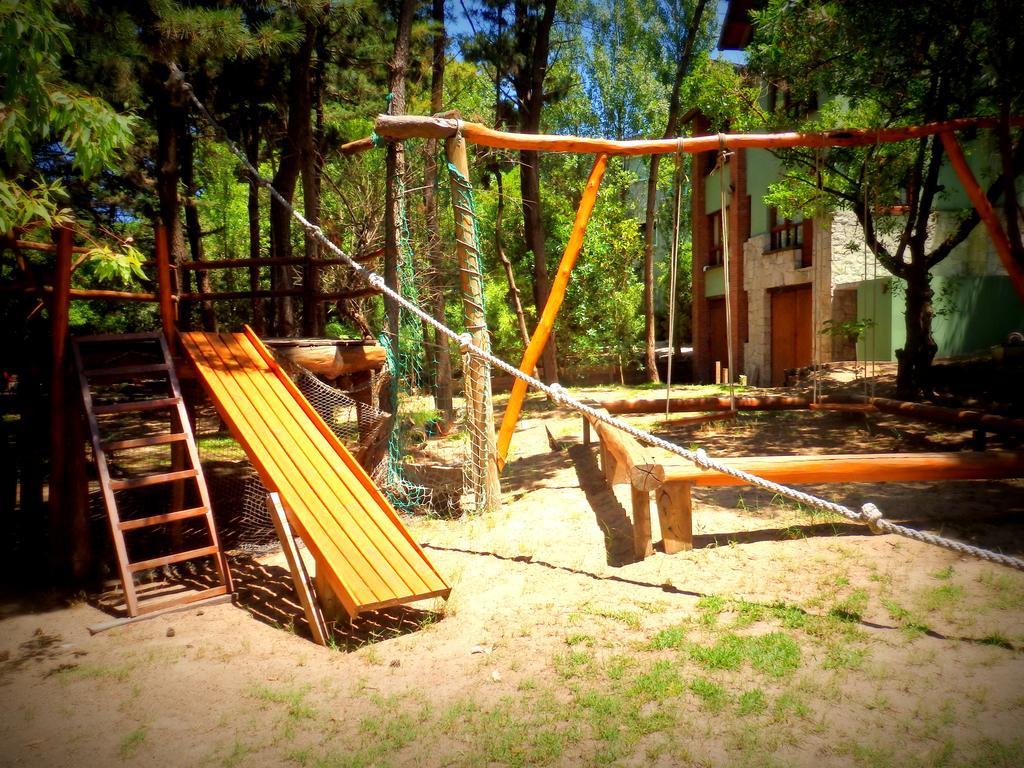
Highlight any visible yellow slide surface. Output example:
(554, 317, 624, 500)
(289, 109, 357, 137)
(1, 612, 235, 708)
(181, 328, 450, 618)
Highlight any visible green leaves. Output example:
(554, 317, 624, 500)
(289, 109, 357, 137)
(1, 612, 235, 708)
(0, 0, 133, 231)
(85, 244, 149, 288)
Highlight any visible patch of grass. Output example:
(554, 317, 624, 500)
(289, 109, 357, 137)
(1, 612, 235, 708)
(249, 684, 317, 721)
(582, 606, 642, 630)
(689, 677, 728, 712)
(630, 660, 684, 701)
(979, 632, 1013, 650)
(648, 624, 688, 650)
(689, 634, 745, 671)
(737, 688, 768, 716)
(605, 655, 635, 681)
(958, 739, 1024, 768)
(553, 649, 593, 680)
(118, 726, 147, 759)
(920, 583, 964, 612)
(688, 632, 800, 677)
(823, 644, 869, 671)
(565, 633, 594, 647)
(696, 595, 726, 626)
(731, 599, 766, 628)
(829, 588, 869, 623)
(977, 571, 1024, 610)
(747, 633, 801, 677)
(932, 565, 955, 580)
(881, 598, 930, 638)
(772, 691, 810, 721)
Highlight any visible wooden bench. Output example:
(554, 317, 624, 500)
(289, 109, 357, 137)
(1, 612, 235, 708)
(582, 411, 1024, 559)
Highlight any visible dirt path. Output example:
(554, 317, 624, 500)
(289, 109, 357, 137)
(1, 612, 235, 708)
(2, 384, 1023, 767)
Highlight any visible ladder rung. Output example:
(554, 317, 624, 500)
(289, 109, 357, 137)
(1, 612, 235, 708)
(119, 506, 209, 531)
(134, 586, 231, 616)
(109, 468, 197, 491)
(84, 363, 170, 380)
(102, 433, 188, 451)
(129, 545, 220, 573)
(93, 397, 182, 415)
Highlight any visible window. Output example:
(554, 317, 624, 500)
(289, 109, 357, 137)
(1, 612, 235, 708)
(768, 206, 802, 251)
(707, 209, 724, 267)
(767, 207, 813, 267)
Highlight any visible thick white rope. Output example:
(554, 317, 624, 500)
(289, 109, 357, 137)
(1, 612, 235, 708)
(181, 79, 1024, 572)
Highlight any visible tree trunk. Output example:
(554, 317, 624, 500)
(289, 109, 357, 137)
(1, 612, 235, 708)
(520, 148, 559, 382)
(424, 0, 454, 421)
(895, 264, 938, 400)
(641, 0, 710, 383)
(301, 21, 325, 337)
(244, 124, 264, 334)
(155, 79, 189, 329)
(513, 0, 558, 384)
(181, 122, 216, 331)
(496, 170, 530, 347)
(384, 0, 416, 367)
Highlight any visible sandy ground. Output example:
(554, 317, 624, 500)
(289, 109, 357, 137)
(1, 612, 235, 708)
(2, 379, 1024, 768)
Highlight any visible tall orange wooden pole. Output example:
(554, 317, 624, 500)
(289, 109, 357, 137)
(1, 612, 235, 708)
(155, 224, 178, 346)
(495, 153, 609, 468)
(939, 131, 1024, 302)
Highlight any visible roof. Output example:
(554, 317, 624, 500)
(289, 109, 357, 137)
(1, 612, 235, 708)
(718, 0, 765, 51)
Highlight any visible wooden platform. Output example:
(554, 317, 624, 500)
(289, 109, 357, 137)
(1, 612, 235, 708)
(180, 329, 450, 618)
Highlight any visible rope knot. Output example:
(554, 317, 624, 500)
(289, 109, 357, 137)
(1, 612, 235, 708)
(547, 383, 566, 407)
(860, 503, 884, 534)
(367, 273, 385, 291)
(458, 332, 474, 353)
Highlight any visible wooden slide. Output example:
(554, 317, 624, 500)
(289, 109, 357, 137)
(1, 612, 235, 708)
(181, 328, 450, 619)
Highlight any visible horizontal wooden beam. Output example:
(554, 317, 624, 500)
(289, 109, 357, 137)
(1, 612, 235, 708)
(661, 451, 1024, 486)
(178, 287, 378, 302)
(866, 396, 1024, 436)
(374, 114, 1024, 156)
(274, 343, 386, 377)
(601, 395, 815, 414)
(0, 283, 160, 302)
(178, 249, 383, 271)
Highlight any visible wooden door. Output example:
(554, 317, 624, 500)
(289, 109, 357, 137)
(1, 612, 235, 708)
(708, 297, 728, 379)
(770, 284, 812, 385)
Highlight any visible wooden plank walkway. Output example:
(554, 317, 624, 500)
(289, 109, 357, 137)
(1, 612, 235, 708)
(181, 328, 450, 618)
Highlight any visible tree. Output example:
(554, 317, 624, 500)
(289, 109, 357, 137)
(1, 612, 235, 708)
(0, 0, 133, 233)
(464, 0, 563, 383)
(639, 0, 710, 382)
(748, 0, 1024, 398)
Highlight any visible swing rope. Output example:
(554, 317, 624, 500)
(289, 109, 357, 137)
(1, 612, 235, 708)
(664, 138, 685, 417)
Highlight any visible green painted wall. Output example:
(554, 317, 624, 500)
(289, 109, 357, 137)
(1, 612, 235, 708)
(705, 165, 724, 214)
(857, 275, 1024, 360)
(856, 278, 894, 361)
(746, 149, 783, 236)
(704, 265, 725, 297)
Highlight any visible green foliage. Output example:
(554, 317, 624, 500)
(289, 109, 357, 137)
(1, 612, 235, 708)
(0, 0, 133, 231)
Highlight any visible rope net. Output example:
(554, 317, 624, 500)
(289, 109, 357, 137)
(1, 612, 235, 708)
(180, 81, 1024, 572)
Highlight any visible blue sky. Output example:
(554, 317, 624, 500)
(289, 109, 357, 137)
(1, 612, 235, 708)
(447, 0, 747, 64)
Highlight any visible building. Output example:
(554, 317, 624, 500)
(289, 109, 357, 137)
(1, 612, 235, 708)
(689, 1, 1024, 386)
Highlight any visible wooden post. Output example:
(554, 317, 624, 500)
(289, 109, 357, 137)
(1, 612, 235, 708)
(48, 225, 73, 578)
(631, 486, 654, 561)
(445, 133, 501, 510)
(155, 224, 177, 348)
(656, 482, 693, 553)
(939, 131, 1024, 302)
(266, 493, 329, 646)
(495, 154, 609, 467)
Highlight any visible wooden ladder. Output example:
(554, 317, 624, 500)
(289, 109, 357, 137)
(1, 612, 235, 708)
(73, 331, 232, 618)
